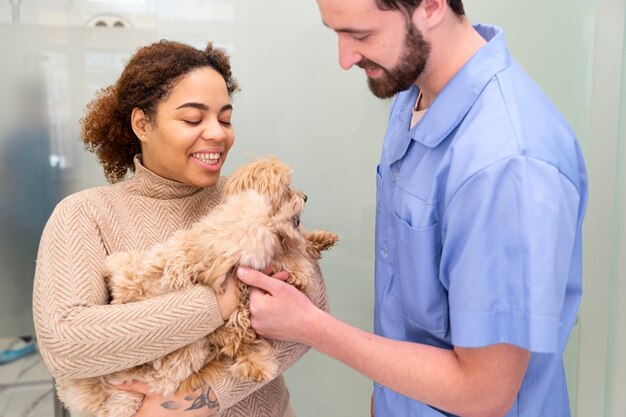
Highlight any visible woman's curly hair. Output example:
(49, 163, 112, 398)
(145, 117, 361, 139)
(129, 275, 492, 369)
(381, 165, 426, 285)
(81, 40, 240, 183)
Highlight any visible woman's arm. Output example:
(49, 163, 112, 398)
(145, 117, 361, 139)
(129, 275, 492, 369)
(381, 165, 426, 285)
(114, 266, 328, 416)
(114, 380, 220, 417)
(33, 198, 225, 379)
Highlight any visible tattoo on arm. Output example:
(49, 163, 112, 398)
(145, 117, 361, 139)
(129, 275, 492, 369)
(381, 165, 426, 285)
(161, 401, 181, 410)
(185, 383, 219, 411)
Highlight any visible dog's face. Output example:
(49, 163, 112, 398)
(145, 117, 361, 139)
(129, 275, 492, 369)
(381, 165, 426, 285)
(271, 189, 307, 255)
(223, 157, 309, 254)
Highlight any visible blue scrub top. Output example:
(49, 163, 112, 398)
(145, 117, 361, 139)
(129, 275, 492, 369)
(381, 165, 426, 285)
(373, 24, 588, 417)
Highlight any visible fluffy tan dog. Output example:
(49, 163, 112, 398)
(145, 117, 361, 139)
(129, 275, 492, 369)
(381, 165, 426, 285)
(56, 156, 338, 417)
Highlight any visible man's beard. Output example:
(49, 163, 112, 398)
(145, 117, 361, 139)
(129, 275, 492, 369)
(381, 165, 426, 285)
(359, 24, 430, 99)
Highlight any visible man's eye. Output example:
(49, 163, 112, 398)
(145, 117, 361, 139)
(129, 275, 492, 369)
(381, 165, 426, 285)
(354, 34, 370, 41)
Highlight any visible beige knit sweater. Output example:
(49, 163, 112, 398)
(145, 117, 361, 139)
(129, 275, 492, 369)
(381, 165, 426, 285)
(33, 157, 328, 416)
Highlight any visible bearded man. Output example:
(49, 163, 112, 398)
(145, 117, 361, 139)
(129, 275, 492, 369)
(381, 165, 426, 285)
(240, 1, 588, 416)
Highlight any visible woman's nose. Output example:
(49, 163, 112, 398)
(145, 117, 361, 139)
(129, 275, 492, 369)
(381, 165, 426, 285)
(201, 119, 227, 141)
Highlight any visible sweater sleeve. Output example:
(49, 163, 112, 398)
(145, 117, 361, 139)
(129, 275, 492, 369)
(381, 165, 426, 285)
(205, 263, 329, 410)
(32, 196, 225, 379)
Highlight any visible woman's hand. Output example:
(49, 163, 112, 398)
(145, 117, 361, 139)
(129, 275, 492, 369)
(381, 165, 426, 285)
(114, 381, 220, 417)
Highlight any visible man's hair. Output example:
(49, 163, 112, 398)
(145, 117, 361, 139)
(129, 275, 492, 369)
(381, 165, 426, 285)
(375, 0, 465, 16)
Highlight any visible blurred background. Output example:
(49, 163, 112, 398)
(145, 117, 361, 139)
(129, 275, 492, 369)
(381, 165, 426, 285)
(0, 0, 623, 416)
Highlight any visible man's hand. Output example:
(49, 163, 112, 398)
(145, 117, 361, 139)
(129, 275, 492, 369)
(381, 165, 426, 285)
(237, 267, 320, 344)
(216, 265, 282, 321)
(113, 380, 219, 417)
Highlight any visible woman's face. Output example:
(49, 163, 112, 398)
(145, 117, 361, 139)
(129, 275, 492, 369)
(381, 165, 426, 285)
(140, 67, 234, 188)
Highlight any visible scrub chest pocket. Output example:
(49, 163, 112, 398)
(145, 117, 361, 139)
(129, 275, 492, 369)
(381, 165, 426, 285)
(391, 186, 449, 337)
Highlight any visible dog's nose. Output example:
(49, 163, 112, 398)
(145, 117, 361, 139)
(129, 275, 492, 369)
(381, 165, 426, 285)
(303, 194, 308, 203)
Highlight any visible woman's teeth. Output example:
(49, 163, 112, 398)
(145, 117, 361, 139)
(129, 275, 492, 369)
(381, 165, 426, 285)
(192, 152, 220, 165)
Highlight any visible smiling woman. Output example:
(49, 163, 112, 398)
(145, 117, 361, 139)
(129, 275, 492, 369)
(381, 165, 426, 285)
(133, 67, 235, 188)
(80, 40, 239, 185)
(32, 39, 328, 417)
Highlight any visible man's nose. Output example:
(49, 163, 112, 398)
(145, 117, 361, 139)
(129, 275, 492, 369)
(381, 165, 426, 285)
(338, 36, 362, 70)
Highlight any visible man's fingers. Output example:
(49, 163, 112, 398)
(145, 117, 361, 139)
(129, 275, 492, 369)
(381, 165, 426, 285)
(256, 266, 289, 281)
(237, 267, 280, 293)
(272, 271, 290, 282)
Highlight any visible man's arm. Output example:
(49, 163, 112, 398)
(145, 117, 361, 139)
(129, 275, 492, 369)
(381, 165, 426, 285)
(238, 267, 530, 417)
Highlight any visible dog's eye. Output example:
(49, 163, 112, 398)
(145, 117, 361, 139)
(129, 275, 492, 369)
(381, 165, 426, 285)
(303, 194, 308, 203)
(292, 215, 300, 228)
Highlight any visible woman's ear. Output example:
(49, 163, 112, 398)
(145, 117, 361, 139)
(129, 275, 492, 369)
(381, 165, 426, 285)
(131, 108, 149, 143)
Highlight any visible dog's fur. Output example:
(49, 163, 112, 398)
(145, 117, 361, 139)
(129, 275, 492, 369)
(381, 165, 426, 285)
(56, 156, 338, 417)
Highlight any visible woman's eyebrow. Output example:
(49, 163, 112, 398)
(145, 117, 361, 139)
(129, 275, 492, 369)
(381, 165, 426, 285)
(176, 102, 209, 111)
(175, 103, 233, 112)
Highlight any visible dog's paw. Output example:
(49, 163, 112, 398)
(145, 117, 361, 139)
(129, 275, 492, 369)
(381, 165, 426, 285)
(304, 230, 338, 259)
(287, 273, 308, 293)
(106, 389, 143, 417)
(230, 355, 278, 382)
(229, 338, 278, 382)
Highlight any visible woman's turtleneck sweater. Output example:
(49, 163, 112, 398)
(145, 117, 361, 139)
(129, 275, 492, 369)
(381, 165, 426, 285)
(33, 156, 328, 416)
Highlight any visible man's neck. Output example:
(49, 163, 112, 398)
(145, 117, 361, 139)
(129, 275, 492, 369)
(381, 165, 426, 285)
(416, 21, 487, 110)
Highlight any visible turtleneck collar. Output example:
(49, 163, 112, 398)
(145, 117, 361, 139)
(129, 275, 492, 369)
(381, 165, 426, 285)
(123, 155, 220, 200)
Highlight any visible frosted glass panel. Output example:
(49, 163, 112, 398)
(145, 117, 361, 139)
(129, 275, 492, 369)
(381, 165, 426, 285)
(0, 47, 60, 336)
(604, 8, 626, 412)
(465, 1, 597, 151)
(0, 24, 158, 337)
(228, 3, 388, 415)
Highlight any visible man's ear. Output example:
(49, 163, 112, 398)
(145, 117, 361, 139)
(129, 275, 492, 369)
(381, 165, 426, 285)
(411, 0, 446, 30)
(131, 108, 149, 143)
